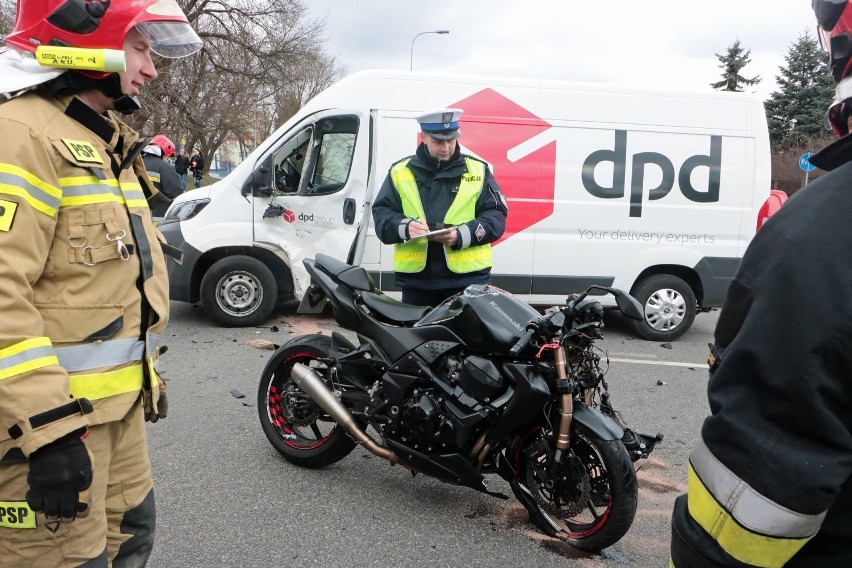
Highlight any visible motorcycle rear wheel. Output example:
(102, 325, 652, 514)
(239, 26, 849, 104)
(257, 334, 357, 468)
(518, 424, 638, 551)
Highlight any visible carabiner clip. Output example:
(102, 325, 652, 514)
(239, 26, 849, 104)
(107, 230, 130, 261)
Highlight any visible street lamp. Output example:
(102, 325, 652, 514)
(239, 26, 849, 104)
(410, 30, 449, 70)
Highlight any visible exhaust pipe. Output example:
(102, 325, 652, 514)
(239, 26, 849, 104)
(291, 362, 399, 464)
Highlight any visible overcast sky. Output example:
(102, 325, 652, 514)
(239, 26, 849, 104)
(305, 1, 820, 101)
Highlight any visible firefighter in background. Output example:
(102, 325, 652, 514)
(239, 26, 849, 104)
(670, 2, 852, 566)
(142, 134, 184, 218)
(0, 0, 201, 565)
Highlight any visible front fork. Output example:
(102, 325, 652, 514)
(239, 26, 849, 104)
(552, 345, 573, 468)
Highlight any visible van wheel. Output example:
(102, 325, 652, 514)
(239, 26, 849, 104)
(201, 256, 277, 327)
(629, 274, 696, 341)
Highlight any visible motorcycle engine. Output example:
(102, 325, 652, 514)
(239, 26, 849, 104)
(393, 355, 508, 454)
(399, 391, 456, 453)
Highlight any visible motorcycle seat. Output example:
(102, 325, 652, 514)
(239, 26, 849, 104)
(315, 253, 376, 291)
(360, 291, 430, 326)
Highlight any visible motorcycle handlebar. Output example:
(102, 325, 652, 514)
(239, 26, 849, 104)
(509, 326, 537, 356)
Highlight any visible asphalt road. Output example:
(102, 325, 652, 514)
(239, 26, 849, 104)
(147, 302, 718, 567)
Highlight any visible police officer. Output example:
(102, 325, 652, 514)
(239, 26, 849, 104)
(143, 134, 184, 218)
(670, 3, 852, 566)
(372, 108, 508, 306)
(0, 0, 200, 565)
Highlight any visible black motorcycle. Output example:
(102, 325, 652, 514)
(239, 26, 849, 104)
(258, 253, 661, 551)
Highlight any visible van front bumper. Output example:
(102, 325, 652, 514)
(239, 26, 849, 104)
(158, 220, 202, 303)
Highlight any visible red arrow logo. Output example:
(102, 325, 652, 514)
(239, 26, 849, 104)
(449, 88, 556, 245)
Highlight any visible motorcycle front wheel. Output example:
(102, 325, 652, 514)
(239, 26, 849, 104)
(517, 424, 638, 551)
(257, 334, 357, 468)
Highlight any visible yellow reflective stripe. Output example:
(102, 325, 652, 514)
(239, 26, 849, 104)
(687, 464, 812, 568)
(448, 247, 490, 264)
(0, 338, 59, 380)
(68, 364, 144, 401)
(0, 163, 62, 217)
(0, 501, 36, 529)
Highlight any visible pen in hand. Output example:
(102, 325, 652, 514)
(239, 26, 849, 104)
(407, 216, 429, 238)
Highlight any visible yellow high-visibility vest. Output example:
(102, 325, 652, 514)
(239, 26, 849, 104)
(390, 157, 492, 273)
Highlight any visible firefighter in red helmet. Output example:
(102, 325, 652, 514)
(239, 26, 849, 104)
(670, 2, 852, 567)
(143, 134, 184, 217)
(0, 0, 200, 564)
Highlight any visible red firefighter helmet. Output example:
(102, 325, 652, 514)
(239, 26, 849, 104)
(5, 0, 202, 62)
(814, 0, 852, 134)
(150, 134, 175, 158)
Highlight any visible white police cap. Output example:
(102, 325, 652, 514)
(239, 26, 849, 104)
(416, 108, 463, 140)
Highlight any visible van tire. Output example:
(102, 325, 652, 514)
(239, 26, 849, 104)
(201, 256, 277, 327)
(629, 274, 696, 341)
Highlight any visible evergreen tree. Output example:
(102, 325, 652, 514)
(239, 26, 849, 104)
(764, 32, 835, 146)
(711, 38, 761, 92)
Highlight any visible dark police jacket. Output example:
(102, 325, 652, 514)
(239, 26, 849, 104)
(670, 135, 852, 567)
(372, 143, 507, 291)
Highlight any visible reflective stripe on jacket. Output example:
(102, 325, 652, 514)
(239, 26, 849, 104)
(390, 157, 492, 274)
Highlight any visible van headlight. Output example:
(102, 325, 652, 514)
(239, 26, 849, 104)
(165, 198, 210, 222)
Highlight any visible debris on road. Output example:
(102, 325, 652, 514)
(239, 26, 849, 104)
(230, 388, 245, 399)
(246, 338, 278, 350)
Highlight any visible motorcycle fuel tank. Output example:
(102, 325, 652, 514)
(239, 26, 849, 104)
(416, 285, 541, 354)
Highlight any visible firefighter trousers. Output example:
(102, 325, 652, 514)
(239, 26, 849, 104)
(0, 396, 155, 567)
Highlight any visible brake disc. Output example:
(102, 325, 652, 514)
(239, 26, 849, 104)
(524, 439, 592, 518)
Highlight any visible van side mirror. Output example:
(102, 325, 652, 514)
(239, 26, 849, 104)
(242, 161, 272, 197)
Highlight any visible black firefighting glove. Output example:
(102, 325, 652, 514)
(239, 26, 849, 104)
(26, 428, 93, 519)
(144, 373, 169, 423)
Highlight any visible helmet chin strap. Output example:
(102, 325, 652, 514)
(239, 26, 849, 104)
(38, 71, 140, 115)
(113, 93, 141, 114)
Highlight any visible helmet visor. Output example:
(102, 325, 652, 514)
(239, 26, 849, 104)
(136, 21, 202, 58)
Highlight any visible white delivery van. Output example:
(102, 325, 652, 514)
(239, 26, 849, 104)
(158, 69, 771, 341)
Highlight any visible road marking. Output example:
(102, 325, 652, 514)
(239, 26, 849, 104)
(610, 357, 705, 368)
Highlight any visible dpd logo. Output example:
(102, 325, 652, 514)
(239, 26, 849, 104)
(582, 130, 722, 217)
(447, 89, 556, 245)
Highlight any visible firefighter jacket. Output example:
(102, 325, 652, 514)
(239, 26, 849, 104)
(372, 143, 507, 291)
(0, 93, 171, 459)
(670, 134, 852, 567)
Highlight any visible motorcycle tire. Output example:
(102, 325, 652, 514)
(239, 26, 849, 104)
(257, 334, 357, 468)
(519, 424, 638, 551)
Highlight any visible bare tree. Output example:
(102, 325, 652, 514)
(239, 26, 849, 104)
(129, 0, 344, 174)
(1, 0, 341, 168)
